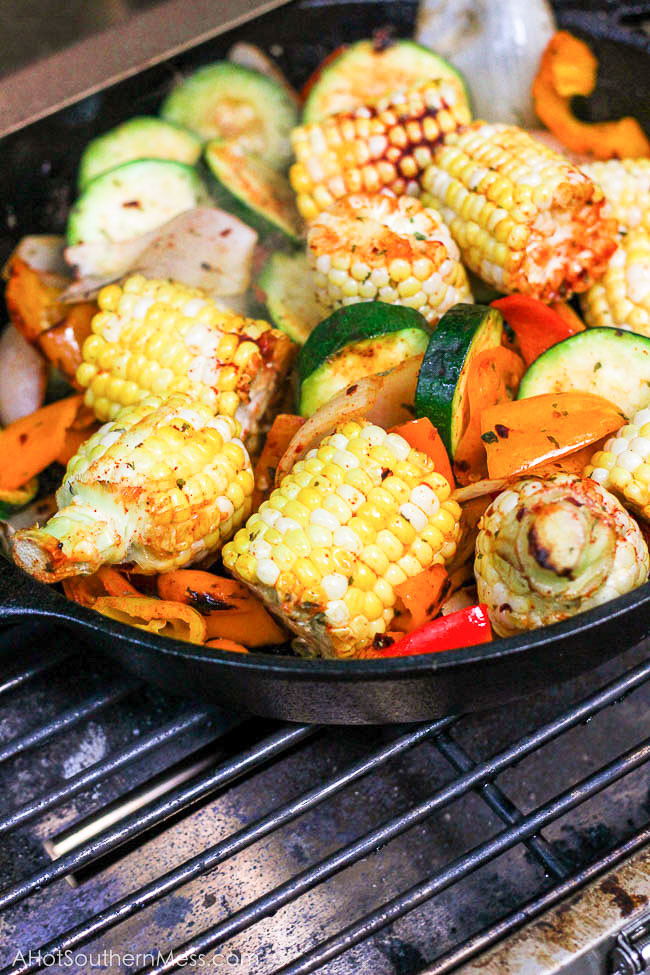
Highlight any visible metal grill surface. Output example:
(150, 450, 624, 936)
(0, 625, 648, 974)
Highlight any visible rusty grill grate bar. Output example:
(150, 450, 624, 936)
(0, 655, 647, 974)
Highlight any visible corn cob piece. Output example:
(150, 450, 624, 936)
(12, 393, 254, 582)
(75, 275, 294, 438)
(290, 78, 471, 222)
(579, 227, 650, 336)
(587, 405, 650, 520)
(475, 473, 648, 638)
(421, 123, 618, 301)
(223, 419, 461, 658)
(308, 193, 472, 325)
(582, 159, 650, 233)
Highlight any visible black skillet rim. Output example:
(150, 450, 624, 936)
(8, 558, 650, 678)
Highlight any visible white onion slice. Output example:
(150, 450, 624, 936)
(452, 479, 508, 503)
(5, 235, 69, 279)
(276, 356, 423, 484)
(62, 207, 258, 301)
(0, 325, 48, 425)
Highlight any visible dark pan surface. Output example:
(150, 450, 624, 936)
(1, 0, 649, 722)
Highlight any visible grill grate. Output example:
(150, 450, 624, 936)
(0, 628, 648, 974)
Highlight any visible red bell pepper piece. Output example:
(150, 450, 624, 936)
(390, 417, 455, 490)
(491, 295, 584, 366)
(372, 604, 492, 658)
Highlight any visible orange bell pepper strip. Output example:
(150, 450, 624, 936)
(491, 295, 584, 367)
(391, 564, 449, 633)
(390, 418, 454, 489)
(532, 31, 650, 160)
(63, 568, 142, 607)
(0, 394, 83, 490)
(549, 301, 586, 334)
(93, 596, 207, 644)
(480, 392, 625, 480)
(532, 437, 607, 478)
(253, 414, 305, 508)
(157, 569, 287, 646)
(4, 257, 65, 342)
(96, 567, 142, 597)
(205, 638, 249, 653)
(62, 574, 108, 608)
(454, 346, 525, 485)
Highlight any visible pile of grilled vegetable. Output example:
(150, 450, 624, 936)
(2, 28, 650, 660)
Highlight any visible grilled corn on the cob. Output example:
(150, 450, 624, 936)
(421, 123, 618, 301)
(290, 78, 472, 222)
(223, 419, 461, 658)
(12, 393, 254, 582)
(475, 474, 648, 638)
(308, 193, 472, 325)
(76, 275, 294, 437)
(579, 227, 650, 336)
(582, 159, 650, 233)
(587, 405, 650, 520)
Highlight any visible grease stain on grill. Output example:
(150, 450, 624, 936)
(600, 874, 647, 917)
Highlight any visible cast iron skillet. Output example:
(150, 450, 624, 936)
(0, 0, 649, 723)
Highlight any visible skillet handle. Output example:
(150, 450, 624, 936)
(0, 556, 73, 625)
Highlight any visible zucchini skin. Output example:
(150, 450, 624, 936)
(414, 304, 503, 455)
(518, 326, 650, 418)
(0, 477, 38, 519)
(203, 143, 303, 245)
(297, 302, 431, 384)
(303, 39, 471, 123)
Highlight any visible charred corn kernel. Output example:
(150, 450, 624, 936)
(308, 193, 472, 326)
(475, 474, 649, 638)
(77, 275, 294, 440)
(291, 78, 471, 221)
(223, 419, 460, 658)
(421, 123, 618, 301)
(12, 394, 254, 583)
(587, 406, 650, 520)
(583, 159, 650, 234)
(580, 227, 650, 337)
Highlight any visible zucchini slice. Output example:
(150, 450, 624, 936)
(414, 304, 503, 456)
(0, 477, 38, 520)
(303, 39, 470, 122)
(297, 302, 431, 416)
(161, 61, 298, 170)
(77, 117, 203, 190)
(66, 159, 209, 246)
(518, 327, 650, 418)
(257, 252, 325, 345)
(204, 141, 303, 244)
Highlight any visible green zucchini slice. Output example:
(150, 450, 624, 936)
(257, 252, 325, 345)
(161, 61, 298, 169)
(77, 117, 202, 190)
(297, 302, 431, 417)
(518, 327, 650, 418)
(66, 159, 208, 246)
(414, 304, 503, 456)
(204, 141, 303, 245)
(303, 39, 470, 123)
(0, 477, 38, 520)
